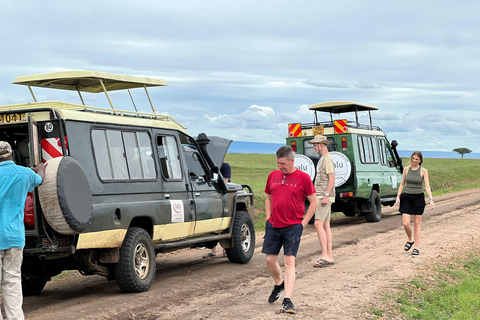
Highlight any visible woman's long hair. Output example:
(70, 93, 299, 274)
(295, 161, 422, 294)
(411, 151, 423, 166)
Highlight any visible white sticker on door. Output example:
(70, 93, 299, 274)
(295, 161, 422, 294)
(170, 200, 184, 223)
(392, 176, 398, 189)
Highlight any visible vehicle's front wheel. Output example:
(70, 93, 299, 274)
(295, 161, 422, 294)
(115, 227, 156, 293)
(226, 211, 255, 264)
(364, 190, 382, 222)
(22, 276, 47, 296)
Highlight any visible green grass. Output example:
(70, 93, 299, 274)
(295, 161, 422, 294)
(52, 270, 77, 281)
(225, 153, 277, 231)
(420, 158, 480, 194)
(226, 154, 480, 232)
(229, 154, 480, 319)
(372, 249, 480, 319)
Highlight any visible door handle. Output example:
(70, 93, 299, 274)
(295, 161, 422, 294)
(195, 193, 201, 197)
(165, 193, 170, 199)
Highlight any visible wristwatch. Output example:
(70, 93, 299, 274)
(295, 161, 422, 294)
(324, 192, 330, 197)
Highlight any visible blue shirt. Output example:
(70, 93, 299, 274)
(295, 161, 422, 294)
(0, 161, 42, 250)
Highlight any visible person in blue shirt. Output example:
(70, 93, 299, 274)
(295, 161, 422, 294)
(0, 141, 46, 320)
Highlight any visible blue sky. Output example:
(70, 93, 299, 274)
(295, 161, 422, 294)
(0, 1, 478, 152)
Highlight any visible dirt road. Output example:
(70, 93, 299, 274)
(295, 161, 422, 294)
(23, 188, 480, 320)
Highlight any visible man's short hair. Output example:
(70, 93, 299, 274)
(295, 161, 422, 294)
(276, 146, 294, 160)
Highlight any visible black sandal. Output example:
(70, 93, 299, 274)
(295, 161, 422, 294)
(412, 248, 419, 256)
(404, 241, 414, 251)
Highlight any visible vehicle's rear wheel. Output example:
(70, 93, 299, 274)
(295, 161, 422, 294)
(364, 190, 382, 222)
(22, 276, 47, 296)
(115, 227, 155, 293)
(226, 211, 255, 264)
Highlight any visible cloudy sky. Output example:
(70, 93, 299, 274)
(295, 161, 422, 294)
(0, 1, 478, 152)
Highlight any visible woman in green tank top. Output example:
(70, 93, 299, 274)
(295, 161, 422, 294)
(395, 151, 434, 256)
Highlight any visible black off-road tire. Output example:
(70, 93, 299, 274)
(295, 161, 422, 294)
(22, 276, 47, 296)
(226, 211, 255, 264)
(114, 227, 156, 293)
(364, 190, 382, 222)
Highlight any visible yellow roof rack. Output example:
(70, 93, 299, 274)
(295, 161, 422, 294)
(309, 101, 378, 113)
(12, 70, 168, 113)
(309, 101, 379, 129)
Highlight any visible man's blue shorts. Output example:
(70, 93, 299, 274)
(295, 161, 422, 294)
(262, 220, 303, 257)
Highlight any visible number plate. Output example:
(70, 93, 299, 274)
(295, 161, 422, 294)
(313, 126, 324, 135)
(0, 113, 26, 124)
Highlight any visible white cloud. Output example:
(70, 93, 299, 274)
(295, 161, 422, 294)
(0, 1, 479, 153)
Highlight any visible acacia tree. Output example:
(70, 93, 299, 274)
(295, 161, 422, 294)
(452, 147, 472, 159)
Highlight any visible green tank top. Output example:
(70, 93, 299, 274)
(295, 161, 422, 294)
(405, 167, 424, 194)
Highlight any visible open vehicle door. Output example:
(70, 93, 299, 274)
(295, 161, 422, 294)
(27, 114, 40, 166)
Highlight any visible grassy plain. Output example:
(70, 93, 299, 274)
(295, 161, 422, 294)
(399, 250, 480, 319)
(225, 153, 480, 319)
(370, 249, 480, 319)
(225, 154, 480, 231)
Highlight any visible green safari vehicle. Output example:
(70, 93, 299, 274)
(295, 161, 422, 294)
(287, 101, 403, 222)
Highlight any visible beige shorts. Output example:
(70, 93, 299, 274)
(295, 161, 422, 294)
(315, 202, 332, 221)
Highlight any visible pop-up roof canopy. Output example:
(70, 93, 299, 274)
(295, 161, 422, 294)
(12, 70, 168, 113)
(309, 101, 379, 129)
(309, 101, 378, 113)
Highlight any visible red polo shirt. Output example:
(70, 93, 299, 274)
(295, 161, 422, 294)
(265, 169, 315, 228)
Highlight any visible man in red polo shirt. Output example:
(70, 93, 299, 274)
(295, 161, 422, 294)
(263, 146, 317, 314)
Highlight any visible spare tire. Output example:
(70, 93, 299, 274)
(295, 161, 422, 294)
(38, 156, 93, 235)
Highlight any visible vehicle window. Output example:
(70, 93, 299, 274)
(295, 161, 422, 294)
(303, 137, 335, 160)
(303, 141, 319, 160)
(157, 135, 182, 180)
(358, 136, 379, 164)
(137, 132, 156, 179)
(107, 130, 129, 179)
(378, 138, 388, 166)
(370, 137, 379, 163)
(386, 147, 397, 167)
(123, 132, 156, 180)
(327, 138, 336, 152)
(124, 132, 143, 179)
(177, 132, 209, 182)
(183, 145, 208, 181)
(92, 129, 156, 181)
(178, 132, 197, 145)
(92, 130, 113, 180)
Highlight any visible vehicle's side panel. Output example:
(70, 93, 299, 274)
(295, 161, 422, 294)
(66, 121, 193, 248)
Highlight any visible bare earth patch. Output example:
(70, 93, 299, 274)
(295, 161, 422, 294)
(20, 188, 480, 319)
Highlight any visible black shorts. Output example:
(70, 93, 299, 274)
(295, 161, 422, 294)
(399, 193, 426, 215)
(262, 220, 303, 257)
